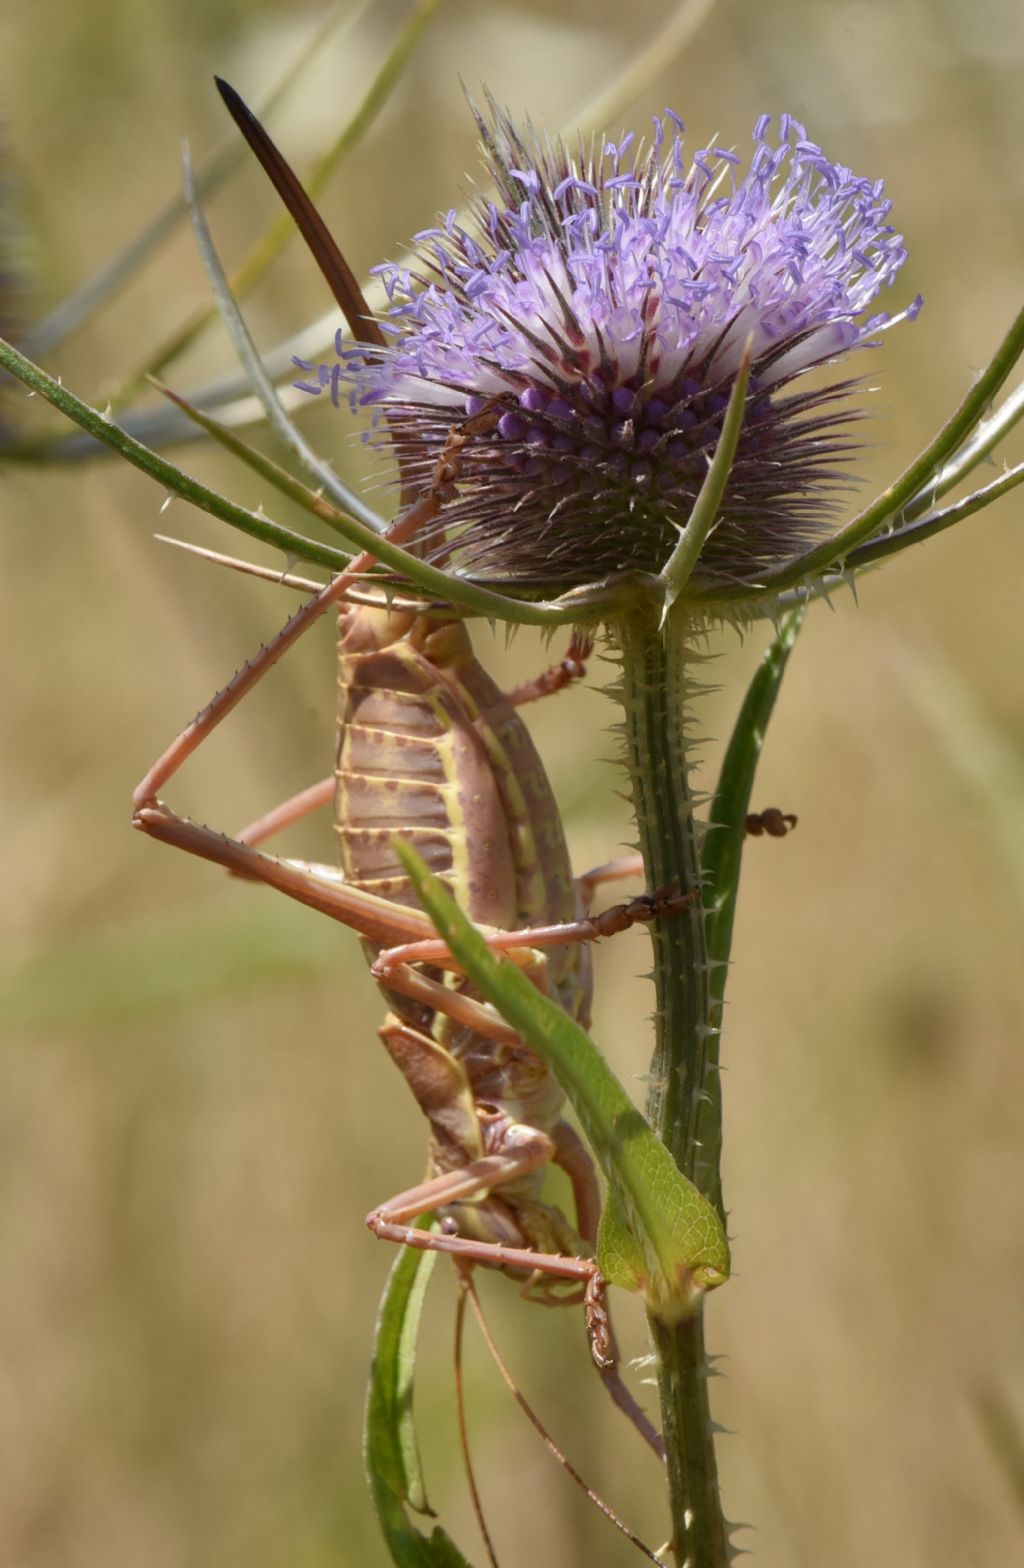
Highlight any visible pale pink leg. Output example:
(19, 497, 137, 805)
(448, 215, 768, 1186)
(134, 559, 364, 810)
(552, 1120, 601, 1246)
(381, 963, 520, 1044)
(236, 775, 334, 846)
(575, 853, 645, 911)
(134, 800, 436, 949)
(503, 631, 593, 708)
(134, 466, 449, 814)
(365, 1140, 614, 1369)
(372, 884, 698, 978)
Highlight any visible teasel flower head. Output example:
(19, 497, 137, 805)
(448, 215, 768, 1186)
(301, 103, 920, 597)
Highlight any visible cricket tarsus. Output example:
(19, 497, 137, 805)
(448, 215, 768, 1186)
(745, 807, 798, 837)
(370, 884, 698, 978)
(505, 630, 593, 707)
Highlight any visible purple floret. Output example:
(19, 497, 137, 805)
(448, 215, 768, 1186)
(305, 102, 919, 590)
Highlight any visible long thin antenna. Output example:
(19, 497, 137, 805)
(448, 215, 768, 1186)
(464, 1277, 666, 1566)
(153, 534, 441, 616)
(214, 77, 385, 348)
(454, 1276, 502, 1568)
(155, 533, 325, 592)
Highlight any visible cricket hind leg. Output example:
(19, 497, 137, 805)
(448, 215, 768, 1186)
(133, 806, 681, 1051)
(133, 799, 442, 952)
(235, 775, 335, 846)
(385, 1106, 666, 1463)
(133, 423, 455, 815)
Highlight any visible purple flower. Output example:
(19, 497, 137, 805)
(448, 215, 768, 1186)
(315, 103, 920, 592)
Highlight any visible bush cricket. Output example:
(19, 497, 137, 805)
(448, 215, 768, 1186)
(129, 80, 736, 1462)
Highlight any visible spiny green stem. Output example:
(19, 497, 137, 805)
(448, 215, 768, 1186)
(617, 604, 727, 1568)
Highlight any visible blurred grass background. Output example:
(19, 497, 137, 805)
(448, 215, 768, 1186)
(1, 1, 1023, 1565)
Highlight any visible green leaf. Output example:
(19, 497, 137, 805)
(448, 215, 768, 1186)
(702, 606, 806, 1010)
(393, 841, 730, 1325)
(364, 1229, 477, 1568)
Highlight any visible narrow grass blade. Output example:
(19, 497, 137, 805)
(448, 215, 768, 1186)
(151, 379, 356, 536)
(0, 901, 341, 1033)
(702, 609, 806, 1005)
(365, 1236, 477, 1568)
(974, 1383, 1024, 1522)
(111, 0, 445, 411)
(841, 460, 1024, 572)
(181, 147, 384, 530)
(564, 0, 719, 139)
(21, 0, 365, 357)
(659, 339, 752, 617)
(0, 332, 354, 571)
(900, 377, 1024, 524)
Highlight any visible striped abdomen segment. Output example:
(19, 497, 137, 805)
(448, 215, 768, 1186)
(335, 606, 519, 931)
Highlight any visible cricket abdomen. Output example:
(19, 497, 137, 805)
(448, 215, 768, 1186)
(336, 604, 589, 1017)
(336, 605, 520, 931)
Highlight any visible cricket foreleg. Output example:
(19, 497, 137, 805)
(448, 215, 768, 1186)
(372, 883, 699, 978)
(366, 1139, 614, 1369)
(503, 631, 593, 708)
(575, 854, 645, 912)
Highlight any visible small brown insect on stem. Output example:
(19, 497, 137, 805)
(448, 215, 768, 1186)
(745, 807, 798, 837)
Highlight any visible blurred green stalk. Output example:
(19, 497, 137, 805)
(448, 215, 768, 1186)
(618, 604, 726, 1567)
